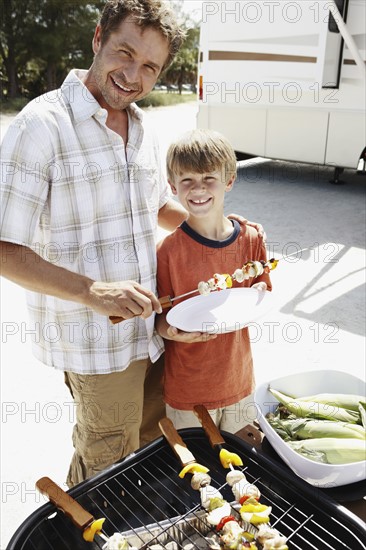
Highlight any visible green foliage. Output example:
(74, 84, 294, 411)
(162, 2, 200, 93)
(137, 91, 197, 109)
(1, 96, 29, 113)
(0, 0, 199, 101)
(0, 0, 103, 99)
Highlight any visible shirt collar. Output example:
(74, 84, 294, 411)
(61, 69, 145, 125)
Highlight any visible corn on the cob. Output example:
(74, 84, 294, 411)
(299, 392, 365, 412)
(269, 388, 361, 424)
(267, 417, 366, 441)
(359, 402, 366, 429)
(287, 437, 366, 464)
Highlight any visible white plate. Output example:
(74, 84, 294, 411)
(254, 370, 366, 487)
(166, 288, 274, 333)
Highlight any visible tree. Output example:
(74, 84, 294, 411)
(0, 0, 103, 99)
(24, 1, 103, 92)
(161, 1, 200, 93)
(0, 0, 199, 101)
(0, 0, 29, 97)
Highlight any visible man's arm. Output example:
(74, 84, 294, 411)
(0, 241, 161, 319)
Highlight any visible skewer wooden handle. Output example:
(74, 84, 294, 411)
(158, 417, 197, 467)
(193, 405, 226, 447)
(36, 477, 94, 531)
(109, 295, 172, 325)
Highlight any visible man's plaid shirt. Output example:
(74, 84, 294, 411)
(1, 70, 168, 373)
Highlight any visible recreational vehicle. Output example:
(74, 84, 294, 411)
(197, 0, 366, 177)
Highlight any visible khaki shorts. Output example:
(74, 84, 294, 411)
(65, 355, 165, 487)
(166, 394, 258, 433)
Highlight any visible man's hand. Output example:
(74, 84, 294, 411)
(227, 214, 266, 241)
(88, 280, 162, 320)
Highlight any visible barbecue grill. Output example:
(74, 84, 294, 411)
(7, 429, 366, 550)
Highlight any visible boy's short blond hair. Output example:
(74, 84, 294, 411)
(166, 129, 237, 182)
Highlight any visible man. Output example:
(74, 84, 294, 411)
(0, 0, 262, 487)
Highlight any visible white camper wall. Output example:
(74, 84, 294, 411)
(197, 0, 366, 168)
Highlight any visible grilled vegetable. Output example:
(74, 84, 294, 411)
(207, 502, 232, 525)
(269, 388, 360, 424)
(299, 392, 365, 412)
(216, 516, 237, 532)
(231, 477, 261, 502)
(257, 525, 289, 550)
(287, 437, 366, 464)
(179, 462, 209, 478)
(226, 470, 246, 486)
(84, 518, 106, 542)
(102, 533, 130, 550)
(240, 497, 272, 525)
(209, 497, 227, 511)
(219, 448, 243, 468)
(267, 417, 366, 441)
(200, 486, 224, 509)
(191, 472, 211, 490)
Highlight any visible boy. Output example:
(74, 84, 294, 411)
(156, 129, 272, 432)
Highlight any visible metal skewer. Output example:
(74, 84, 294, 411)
(109, 249, 309, 325)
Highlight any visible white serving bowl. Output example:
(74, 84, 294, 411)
(254, 370, 366, 487)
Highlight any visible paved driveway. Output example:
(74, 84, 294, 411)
(1, 102, 365, 547)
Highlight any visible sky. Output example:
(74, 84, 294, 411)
(181, 0, 204, 22)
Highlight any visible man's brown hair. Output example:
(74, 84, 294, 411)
(99, 0, 186, 71)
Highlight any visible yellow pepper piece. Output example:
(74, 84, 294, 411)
(179, 463, 209, 478)
(224, 274, 233, 288)
(219, 448, 243, 469)
(83, 518, 106, 542)
(250, 514, 271, 525)
(240, 502, 268, 514)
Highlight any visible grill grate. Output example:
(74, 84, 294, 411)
(7, 430, 366, 550)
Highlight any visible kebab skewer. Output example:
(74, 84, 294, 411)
(36, 477, 133, 549)
(193, 407, 289, 550)
(109, 258, 278, 324)
(159, 418, 264, 549)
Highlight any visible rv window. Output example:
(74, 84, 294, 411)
(329, 0, 346, 33)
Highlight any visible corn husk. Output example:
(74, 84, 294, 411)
(299, 392, 365, 412)
(287, 438, 366, 464)
(359, 402, 366, 430)
(267, 416, 366, 441)
(269, 388, 361, 424)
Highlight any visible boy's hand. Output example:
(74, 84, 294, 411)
(166, 325, 217, 343)
(251, 281, 267, 292)
(227, 214, 266, 242)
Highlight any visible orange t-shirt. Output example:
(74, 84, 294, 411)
(157, 220, 272, 411)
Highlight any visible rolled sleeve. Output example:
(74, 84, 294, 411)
(1, 117, 50, 247)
